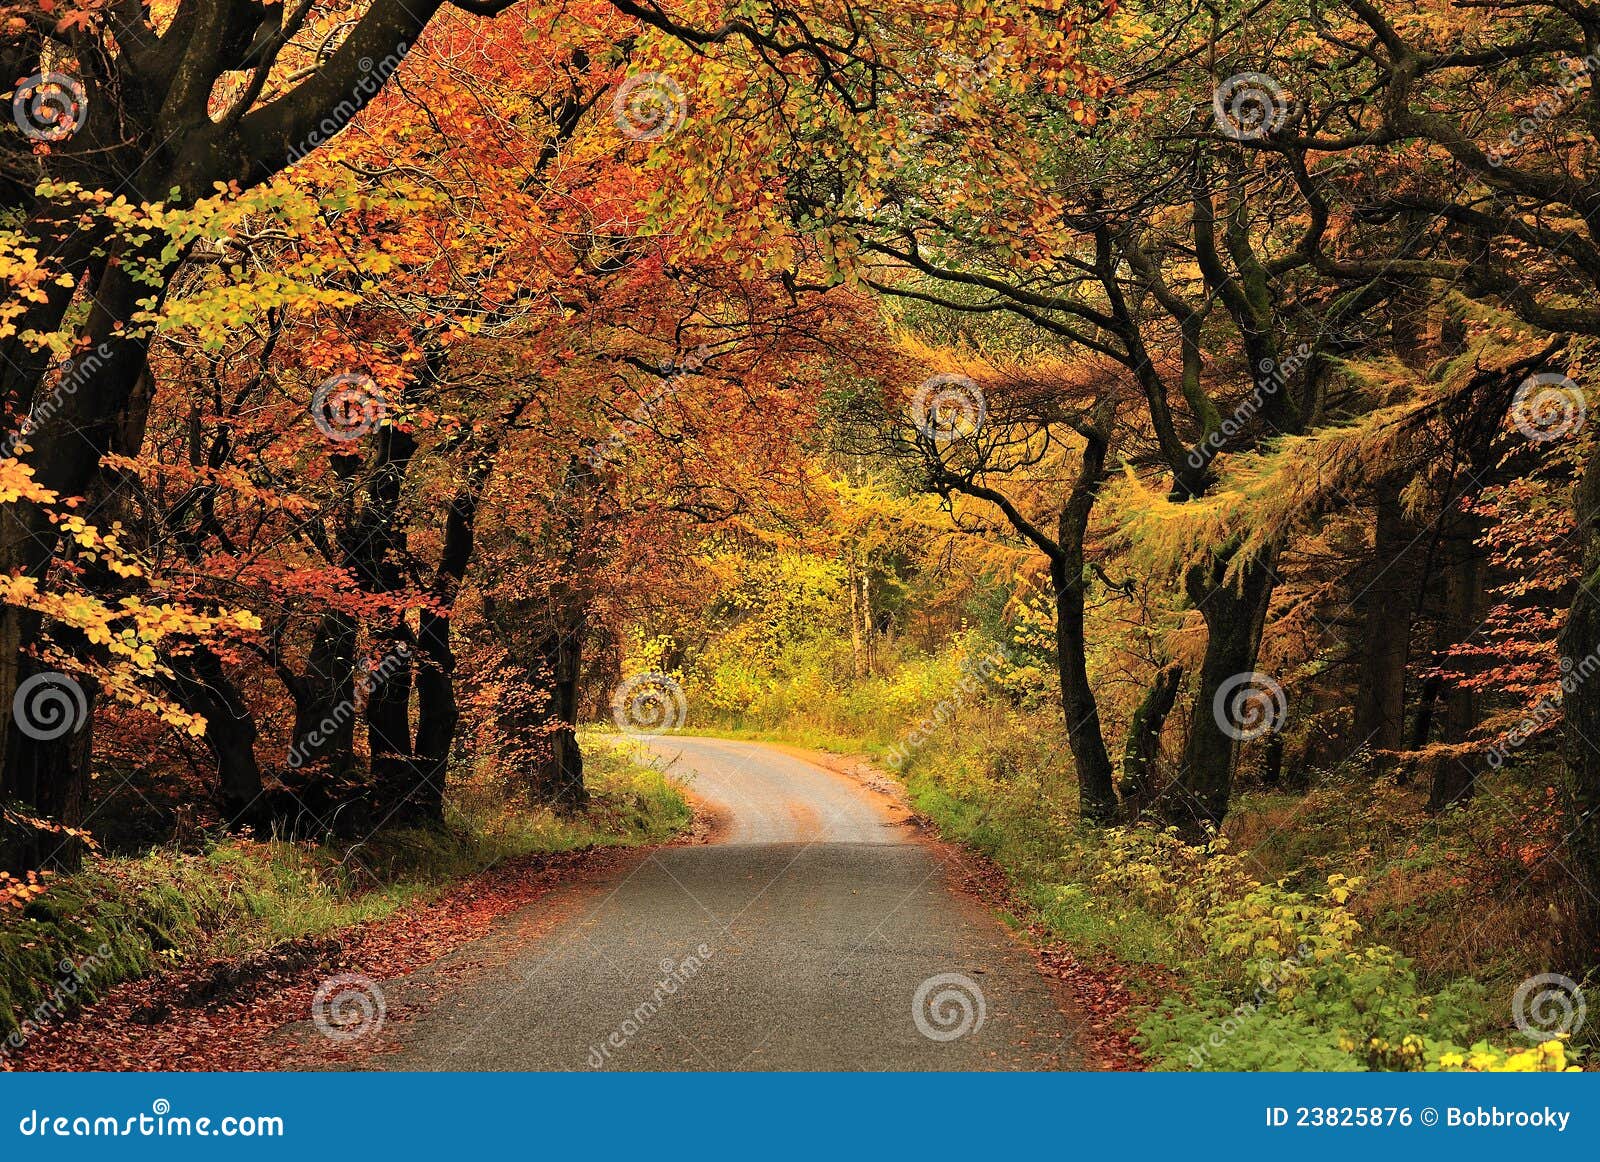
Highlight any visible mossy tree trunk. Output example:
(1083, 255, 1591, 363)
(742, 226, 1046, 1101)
(1560, 440, 1600, 963)
(1158, 546, 1278, 834)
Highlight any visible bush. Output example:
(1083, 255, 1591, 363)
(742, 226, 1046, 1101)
(1095, 829, 1577, 1072)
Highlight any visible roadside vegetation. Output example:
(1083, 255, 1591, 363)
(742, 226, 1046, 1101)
(6, 0, 1600, 1076)
(692, 641, 1583, 1072)
(1, 741, 687, 1045)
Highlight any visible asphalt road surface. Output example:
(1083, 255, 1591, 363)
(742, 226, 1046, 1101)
(373, 736, 1084, 1070)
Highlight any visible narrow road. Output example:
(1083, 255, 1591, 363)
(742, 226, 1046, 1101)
(371, 737, 1084, 1070)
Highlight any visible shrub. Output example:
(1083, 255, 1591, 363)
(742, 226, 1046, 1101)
(1101, 829, 1577, 1072)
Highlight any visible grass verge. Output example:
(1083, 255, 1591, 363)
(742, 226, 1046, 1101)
(1, 734, 689, 1045)
(692, 678, 1587, 1072)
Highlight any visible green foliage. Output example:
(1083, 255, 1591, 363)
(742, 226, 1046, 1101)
(1096, 830, 1470, 1071)
(990, 590, 1059, 710)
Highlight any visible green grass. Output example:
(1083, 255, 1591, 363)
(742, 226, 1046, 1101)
(1, 736, 690, 1043)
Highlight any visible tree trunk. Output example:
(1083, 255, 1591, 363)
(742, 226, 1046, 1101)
(0, 213, 109, 417)
(0, 242, 175, 805)
(1259, 728, 1286, 788)
(0, 661, 95, 873)
(288, 404, 417, 780)
(1560, 439, 1600, 963)
(848, 549, 863, 679)
(1160, 545, 1279, 833)
(530, 604, 589, 810)
(405, 412, 526, 825)
(166, 646, 265, 827)
(1, 333, 158, 866)
(1352, 480, 1415, 769)
(367, 632, 419, 824)
(411, 609, 457, 823)
(859, 570, 875, 674)
(1052, 425, 1118, 823)
(1119, 661, 1182, 815)
(289, 613, 361, 772)
(1426, 522, 1488, 812)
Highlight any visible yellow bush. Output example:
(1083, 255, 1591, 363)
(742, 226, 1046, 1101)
(1436, 1039, 1578, 1073)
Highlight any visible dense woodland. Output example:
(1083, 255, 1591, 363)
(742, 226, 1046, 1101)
(3, 0, 1600, 1069)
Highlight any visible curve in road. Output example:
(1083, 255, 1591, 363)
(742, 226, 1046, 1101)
(369, 736, 1085, 1070)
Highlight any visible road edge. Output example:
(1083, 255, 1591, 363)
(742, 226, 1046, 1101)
(748, 739, 1147, 1071)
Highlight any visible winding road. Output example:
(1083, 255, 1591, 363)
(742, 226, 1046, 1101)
(370, 737, 1084, 1070)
